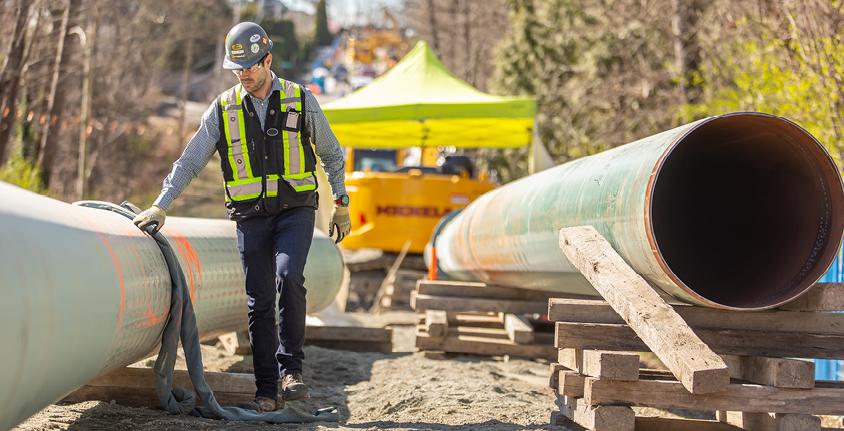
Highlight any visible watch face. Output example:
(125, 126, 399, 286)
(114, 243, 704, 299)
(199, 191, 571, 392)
(340, 194, 350, 206)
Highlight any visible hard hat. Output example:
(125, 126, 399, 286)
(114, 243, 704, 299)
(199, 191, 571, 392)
(223, 22, 274, 70)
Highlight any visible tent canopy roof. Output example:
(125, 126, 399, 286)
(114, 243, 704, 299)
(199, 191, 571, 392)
(323, 41, 535, 148)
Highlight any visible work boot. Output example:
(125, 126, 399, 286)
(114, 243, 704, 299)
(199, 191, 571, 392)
(281, 372, 310, 401)
(240, 396, 282, 412)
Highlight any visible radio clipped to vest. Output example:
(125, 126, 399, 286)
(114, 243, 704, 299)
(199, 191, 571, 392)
(219, 78, 317, 203)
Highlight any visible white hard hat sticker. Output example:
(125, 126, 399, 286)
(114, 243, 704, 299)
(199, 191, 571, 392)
(251, 43, 260, 53)
(250, 34, 260, 43)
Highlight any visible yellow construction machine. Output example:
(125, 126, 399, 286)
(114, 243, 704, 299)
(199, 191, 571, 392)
(323, 41, 536, 310)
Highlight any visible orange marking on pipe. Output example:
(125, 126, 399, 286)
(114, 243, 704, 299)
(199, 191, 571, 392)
(167, 227, 202, 304)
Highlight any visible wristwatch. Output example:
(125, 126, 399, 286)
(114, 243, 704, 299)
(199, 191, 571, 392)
(334, 194, 350, 207)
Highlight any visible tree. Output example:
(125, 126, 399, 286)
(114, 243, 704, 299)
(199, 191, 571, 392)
(314, 0, 332, 46)
(0, 0, 34, 164)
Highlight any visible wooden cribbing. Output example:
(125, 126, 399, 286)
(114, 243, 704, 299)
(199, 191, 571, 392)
(777, 282, 844, 311)
(548, 297, 844, 335)
(411, 292, 548, 314)
(503, 313, 534, 344)
(554, 321, 844, 359)
(560, 396, 635, 431)
(721, 355, 814, 389)
(717, 411, 821, 431)
(425, 310, 448, 338)
(415, 279, 567, 301)
(584, 377, 844, 415)
(559, 226, 729, 394)
(63, 367, 254, 406)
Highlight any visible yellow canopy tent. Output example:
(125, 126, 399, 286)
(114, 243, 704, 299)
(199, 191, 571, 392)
(322, 41, 536, 148)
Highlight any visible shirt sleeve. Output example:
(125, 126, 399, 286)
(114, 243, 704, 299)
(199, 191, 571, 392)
(153, 100, 220, 210)
(303, 89, 347, 198)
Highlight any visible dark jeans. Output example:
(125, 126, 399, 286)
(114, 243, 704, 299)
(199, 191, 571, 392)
(236, 206, 315, 399)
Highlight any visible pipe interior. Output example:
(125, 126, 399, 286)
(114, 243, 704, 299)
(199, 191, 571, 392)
(651, 114, 843, 309)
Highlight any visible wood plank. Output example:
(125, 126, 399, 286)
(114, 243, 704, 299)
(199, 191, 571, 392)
(584, 377, 844, 415)
(558, 370, 586, 397)
(548, 298, 844, 335)
(416, 279, 571, 301)
(374, 240, 412, 312)
(778, 283, 844, 311)
(558, 348, 583, 372)
(718, 411, 821, 431)
(722, 355, 815, 389)
(555, 321, 844, 359)
(560, 396, 635, 431)
(503, 313, 534, 344)
(412, 293, 548, 314)
(235, 330, 251, 355)
(549, 363, 565, 390)
(559, 226, 728, 394)
(581, 350, 639, 381)
(425, 310, 449, 338)
(636, 416, 744, 431)
(415, 332, 556, 359)
(305, 325, 392, 342)
(62, 367, 254, 407)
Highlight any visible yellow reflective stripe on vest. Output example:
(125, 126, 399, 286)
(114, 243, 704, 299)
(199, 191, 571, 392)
(224, 175, 281, 202)
(280, 79, 316, 192)
(220, 86, 252, 181)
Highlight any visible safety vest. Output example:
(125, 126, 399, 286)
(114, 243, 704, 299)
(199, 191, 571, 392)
(217, 78, 318, 215)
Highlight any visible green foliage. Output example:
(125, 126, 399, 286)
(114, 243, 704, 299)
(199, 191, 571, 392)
(265, 20, 300, 74)
(0, 150, 47, 194)
(686, 25, 844, 166)
(314, 0, 332, 46)
(490, 0, 676, 182)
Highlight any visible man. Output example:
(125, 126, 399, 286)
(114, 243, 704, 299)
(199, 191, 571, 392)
(133, 22, 351, 413)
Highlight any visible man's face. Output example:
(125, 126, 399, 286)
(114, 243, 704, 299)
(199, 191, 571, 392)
(233, 54, 271, 93)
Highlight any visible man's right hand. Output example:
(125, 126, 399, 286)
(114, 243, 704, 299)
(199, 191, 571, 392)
(133, 205, 166, 234)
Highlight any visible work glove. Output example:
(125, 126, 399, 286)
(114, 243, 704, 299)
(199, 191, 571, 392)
(329, 206, 351, 243)
(132, 205, 166, 234)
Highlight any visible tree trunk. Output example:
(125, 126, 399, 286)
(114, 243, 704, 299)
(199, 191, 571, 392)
(0, 0, 34, 164)
(77, 6, 97, 200)
(37, 0, 80, 188)
(671, 0, 707, 104)
(426, 0, 440, 52)
(177, 35, 195, 143)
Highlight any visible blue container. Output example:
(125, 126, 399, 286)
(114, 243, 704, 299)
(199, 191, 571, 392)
(814, 244, 844, 381)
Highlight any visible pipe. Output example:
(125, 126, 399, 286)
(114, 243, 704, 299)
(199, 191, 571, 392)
(433, 112, 844, 310)
(0, 182, 344, 430)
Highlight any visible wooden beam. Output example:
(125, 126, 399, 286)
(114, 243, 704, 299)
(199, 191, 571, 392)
(549, 363, 565, 390)
(558, 370, 586, 397)
(554, 321, 844, 359)
(584, 377, 844, 415)
(415, 279, 569, 301)
(503, 313, 534, 344)
(560, 396, 635, 431)
(777, 283, 844, 311)
(559, 226, 728, 394)
(635, 417, 744, 431)
(581, 350, 639, 381)
(415, 332, 556, 359)
(425, 310, 449, 338)
(717, 411, 821, 431)
(721, 355, 815, 389)
(305, 325, 391, 342)
(548, 297, 844, 335)
(558, 348, 583, 372)
(412, 293, 548, 314)
(62, 367, 254, 407)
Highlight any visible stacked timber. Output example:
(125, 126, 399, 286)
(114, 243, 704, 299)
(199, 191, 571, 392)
(411, 279, 567, 360)
(548, 226, 844, 430)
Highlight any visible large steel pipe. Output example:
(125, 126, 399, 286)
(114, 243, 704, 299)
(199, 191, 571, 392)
(434, 112, 844, 310)
(0, 182, 344, 430)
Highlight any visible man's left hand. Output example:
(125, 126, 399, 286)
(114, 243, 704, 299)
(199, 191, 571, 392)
(329, 206, 351, 243)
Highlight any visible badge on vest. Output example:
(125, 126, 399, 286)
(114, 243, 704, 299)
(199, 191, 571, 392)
(267, 128, 279, 136)
(285, 111, 300, 130)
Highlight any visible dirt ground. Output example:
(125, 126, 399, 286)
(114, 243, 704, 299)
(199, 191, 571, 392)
(14, 311, 844, 430)
(14, 313, 568, 431)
